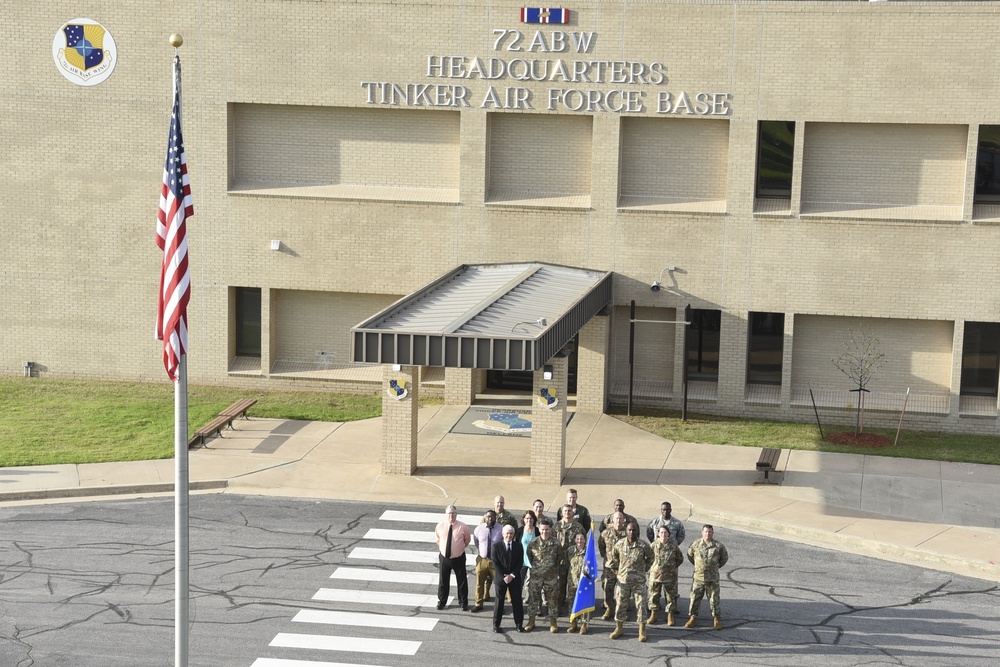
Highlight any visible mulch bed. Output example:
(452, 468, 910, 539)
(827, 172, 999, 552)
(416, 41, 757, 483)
(826, 431, 893, 448)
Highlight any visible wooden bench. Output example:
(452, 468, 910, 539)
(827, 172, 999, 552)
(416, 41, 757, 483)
(187, 399, 258, 448)
(756, 447, 782, 484)
(219, 398, 257, 420)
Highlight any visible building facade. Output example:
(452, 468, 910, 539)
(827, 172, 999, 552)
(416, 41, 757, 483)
(6, 1, 1000, 434)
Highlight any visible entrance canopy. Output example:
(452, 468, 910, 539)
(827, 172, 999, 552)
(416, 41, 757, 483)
(351, 263, 612, 370)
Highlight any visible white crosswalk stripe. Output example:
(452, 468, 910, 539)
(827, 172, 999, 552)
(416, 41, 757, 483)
(330, 566, 439, 586)
(363, 527, 435, 543)
(292, 609, 438, 631)
(313, 587, 444, 607)
(270, 632, 421, 655)
(252, 659, 390, 667)
(348, 546, 438, 563)
(255, 508, 479, 665)
(380, 509, 481, 524)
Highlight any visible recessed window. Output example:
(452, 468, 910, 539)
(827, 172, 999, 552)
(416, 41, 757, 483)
(756, 121, 794, 198)
(686, 309, 721, 381)
(235, 287, 262, 357)
(747, 312, 784, 385)
(961, 322, 999, 396)
(975, 126, 1000, 203)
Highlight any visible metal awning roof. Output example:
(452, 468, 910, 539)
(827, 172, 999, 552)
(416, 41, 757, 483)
(351, 263, 613, 370)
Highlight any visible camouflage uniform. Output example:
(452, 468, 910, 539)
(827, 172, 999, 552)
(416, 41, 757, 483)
(598, 512, 637, 534)
(598, 526, 625, 611)
(609, 538, 654, 622)
(687, 537, 729, 618)
(554, 519, 585, 610)
(493, 508, 519, 530)
(526, 536, 564, 623)
(646, 515, 686, 545)
(648, 539, 684, 613)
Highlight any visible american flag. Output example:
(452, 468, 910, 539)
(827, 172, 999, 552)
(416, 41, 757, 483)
(155, 60, 193, 382)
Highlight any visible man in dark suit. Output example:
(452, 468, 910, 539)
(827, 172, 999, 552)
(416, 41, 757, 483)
(491, 523, 526, 633)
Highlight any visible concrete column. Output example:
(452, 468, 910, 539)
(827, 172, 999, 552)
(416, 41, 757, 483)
(951, 320, 965, 420)
(576, 315, 609, 413)
(530, 355, 568, 485)
(780, 313, 795, 408)
(261, 287, 274, 377)
(672, 311, 688, 410)
(717, 310, 749, 411)
(382, 365, 420, 475)
(790, 120, 805, 216)
(444, 368, 486, 405)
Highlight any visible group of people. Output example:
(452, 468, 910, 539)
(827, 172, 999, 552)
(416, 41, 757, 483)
(433, 491, 730, 642)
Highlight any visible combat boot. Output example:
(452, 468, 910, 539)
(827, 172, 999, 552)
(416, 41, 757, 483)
(601, 604, 613, 621)
(579, 621, 588, 635)
(684, 615, 697, 628)
(550, 619, 559, 633)
(609, 621, 624, 639)
(525, 616, 535, 632)
(646, 608, 658, 624)
(567, 619, 579, 633)
(638, 623, 648, 642)
(667, 611, 676, 626)
(713, 616, 723, 630)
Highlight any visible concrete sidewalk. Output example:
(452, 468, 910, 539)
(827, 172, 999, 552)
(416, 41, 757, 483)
(1, 405, 997, 583)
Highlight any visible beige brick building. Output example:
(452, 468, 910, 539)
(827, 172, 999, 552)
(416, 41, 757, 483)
(7, 1, 1000, 438)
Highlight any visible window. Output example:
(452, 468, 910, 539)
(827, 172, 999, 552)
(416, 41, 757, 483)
(686, 309, 721, 380)
(975, 125, 1000, 203)
(755, 120, 794, 198)
(235, 287, 262, 357)
(961, 322, 999, 396)
(747, 312, 784, 384)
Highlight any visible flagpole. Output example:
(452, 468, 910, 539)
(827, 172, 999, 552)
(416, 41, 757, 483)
(169, 32, 190, 667)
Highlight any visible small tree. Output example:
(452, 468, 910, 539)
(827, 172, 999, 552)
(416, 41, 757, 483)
(832, 324, 886, 435)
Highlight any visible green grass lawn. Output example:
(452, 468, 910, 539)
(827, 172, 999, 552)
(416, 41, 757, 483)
(0, 378, 390, 467)
(3, 378, 998, 468)
(614, 408, 1000, 466)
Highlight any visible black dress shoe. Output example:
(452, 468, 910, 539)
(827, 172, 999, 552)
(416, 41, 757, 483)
(516, 625, 526, 633)
(492, 626, 503, 633)
(436, 603, 445, 610)
(461, 603, 469, 611)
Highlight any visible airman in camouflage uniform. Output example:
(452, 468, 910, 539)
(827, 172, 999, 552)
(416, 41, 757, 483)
(608, 521, 654, 642)
(564, 532, 591, 634)
(597, 498, 638, 533)
(685, 524, 729, 630)
(491, 495, 519, 530)
(647, 524, 684, 625)
(526, 519, 564, 633)
(598, 511, 626, 620)
(555, 504, 585, 612)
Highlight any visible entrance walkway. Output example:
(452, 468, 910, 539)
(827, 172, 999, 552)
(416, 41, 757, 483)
(0, 406, 996, 583)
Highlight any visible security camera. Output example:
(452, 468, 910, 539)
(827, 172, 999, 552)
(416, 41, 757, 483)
(650, 282, 661, 292)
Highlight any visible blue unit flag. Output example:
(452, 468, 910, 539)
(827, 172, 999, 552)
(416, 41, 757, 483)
(569, 528, 598, 621)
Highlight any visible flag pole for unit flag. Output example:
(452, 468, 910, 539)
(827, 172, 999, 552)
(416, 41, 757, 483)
(169, 32, 190, 667)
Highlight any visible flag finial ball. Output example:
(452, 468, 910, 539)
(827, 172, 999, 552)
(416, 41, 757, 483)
(169, 34, 184, 47)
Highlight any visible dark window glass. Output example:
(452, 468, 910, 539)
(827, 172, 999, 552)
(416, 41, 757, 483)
(686, 309, 721, 380)
(975, 126, 1000, 203)
(747, 312, 784, 385)
(235, 287, 262, 357)
(756, 121, 795, 198)
(961, 322, 999, 396)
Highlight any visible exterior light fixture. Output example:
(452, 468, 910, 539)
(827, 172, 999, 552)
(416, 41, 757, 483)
(543, 364, 553, 381)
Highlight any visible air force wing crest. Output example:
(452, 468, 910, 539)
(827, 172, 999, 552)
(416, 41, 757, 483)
(537, 387, 558, 409)
(388, 379, 408, 400)
(53, 19, 117, 86)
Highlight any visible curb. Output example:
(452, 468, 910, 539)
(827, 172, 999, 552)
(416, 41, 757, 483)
(695, 507, 1000, 583)
(0, 479, 229, 503)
